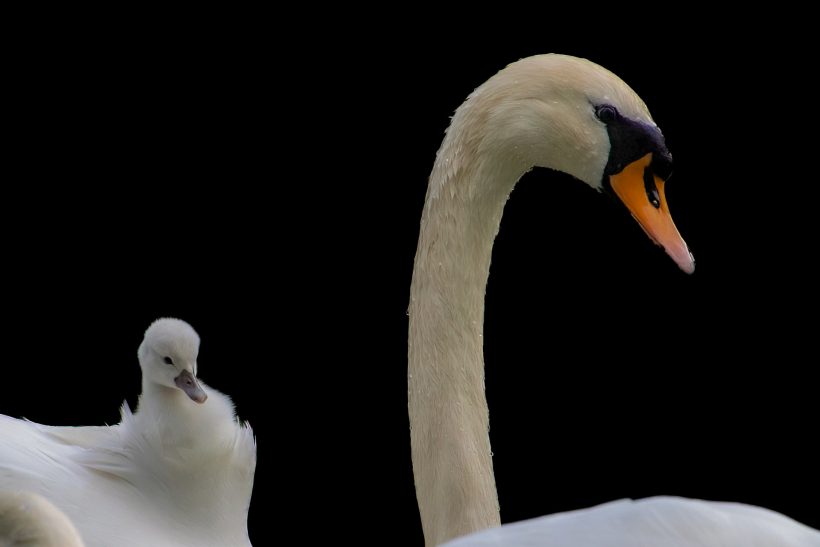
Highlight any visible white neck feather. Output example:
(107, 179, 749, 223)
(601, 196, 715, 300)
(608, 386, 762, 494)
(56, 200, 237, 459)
(131, 379, 255, 543)
(138, 378, 212, 449)
(408, 87, 532, 547)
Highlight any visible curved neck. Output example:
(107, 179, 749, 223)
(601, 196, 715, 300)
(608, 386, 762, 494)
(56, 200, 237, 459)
(409, 115, 528, 545)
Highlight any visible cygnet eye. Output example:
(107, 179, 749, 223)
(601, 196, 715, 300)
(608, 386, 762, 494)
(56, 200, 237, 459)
(163, 356, 174, 365)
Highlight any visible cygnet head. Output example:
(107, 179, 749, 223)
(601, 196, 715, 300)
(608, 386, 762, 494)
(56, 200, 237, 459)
(0, 491, 85, 546)
(469, 54, 694, 273)
(138, 318, 207, 404)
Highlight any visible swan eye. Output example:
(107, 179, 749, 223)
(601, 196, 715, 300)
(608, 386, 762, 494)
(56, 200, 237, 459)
(163, 356, 174, 365)
(595, 104, 618, 123)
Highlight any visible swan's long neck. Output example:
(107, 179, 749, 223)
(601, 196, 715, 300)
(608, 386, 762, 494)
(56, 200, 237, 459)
(409, 102, 529, 546)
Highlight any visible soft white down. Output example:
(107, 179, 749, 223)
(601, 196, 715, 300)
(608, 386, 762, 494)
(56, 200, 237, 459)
(0, 491, 85, 547)
(408, 54, 820, 546)
(0, 318, 256, 547)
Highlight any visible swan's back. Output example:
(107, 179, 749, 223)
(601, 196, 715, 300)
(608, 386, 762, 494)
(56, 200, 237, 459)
(0, 402, 255, 547)
(0, 491, 84, 547)
(442, 497, 820, 546)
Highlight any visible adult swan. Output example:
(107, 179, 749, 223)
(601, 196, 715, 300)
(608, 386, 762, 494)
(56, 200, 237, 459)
(407, 54, 820, 547)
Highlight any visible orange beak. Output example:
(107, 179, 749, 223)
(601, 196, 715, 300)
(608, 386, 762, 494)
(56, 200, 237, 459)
(609, 153, 695, 274)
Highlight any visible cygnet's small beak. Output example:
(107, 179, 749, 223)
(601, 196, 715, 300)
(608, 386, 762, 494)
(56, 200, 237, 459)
(174, 369, 208, 404)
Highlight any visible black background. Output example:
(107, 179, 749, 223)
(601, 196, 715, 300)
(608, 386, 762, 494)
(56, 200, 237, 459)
(3, 11, 817, 546)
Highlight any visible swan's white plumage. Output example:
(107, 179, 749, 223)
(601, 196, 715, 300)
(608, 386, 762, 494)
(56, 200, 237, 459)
(443, 497, 820, 547)
(0, 318, 256, 547)
(409, 54, 820, 546)
(0, 491, 85, 546)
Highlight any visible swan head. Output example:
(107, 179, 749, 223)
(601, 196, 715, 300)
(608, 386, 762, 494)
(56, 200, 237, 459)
(138, 318, 207, 403)
(474, 54, 694, 273)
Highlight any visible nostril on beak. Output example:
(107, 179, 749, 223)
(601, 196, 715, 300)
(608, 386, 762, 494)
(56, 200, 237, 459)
(174, 369, 207, 403)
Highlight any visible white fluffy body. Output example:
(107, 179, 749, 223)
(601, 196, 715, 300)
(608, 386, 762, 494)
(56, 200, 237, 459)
(0, 319, 256, 547)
